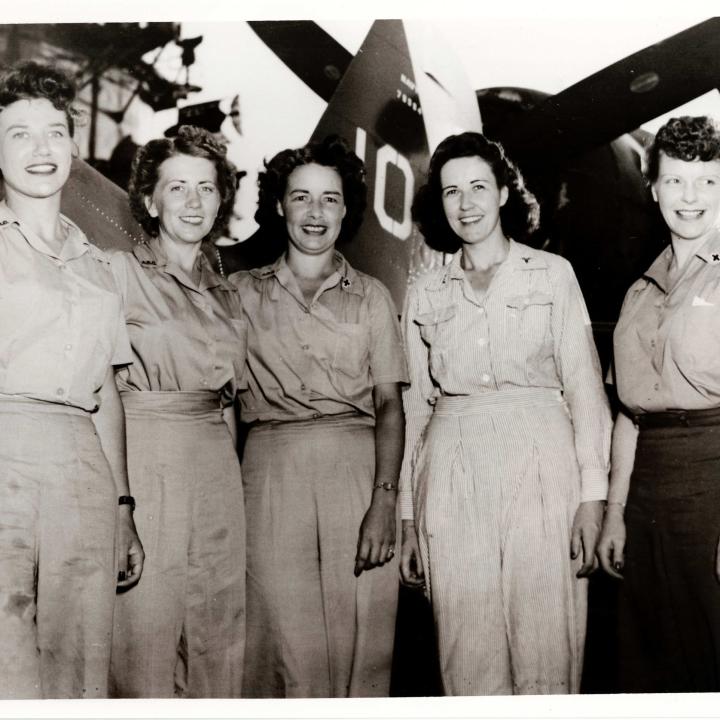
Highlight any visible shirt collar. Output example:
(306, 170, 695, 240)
(0, 200, 91, 261)
(133, 237, 229, 292)
(644, 229, 720, 292)
(427, 239, 547, 290)
(250, 250, 364, 298)
(694, 228, 720, 265)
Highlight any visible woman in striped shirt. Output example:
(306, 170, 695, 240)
(400, 132, 611, 695)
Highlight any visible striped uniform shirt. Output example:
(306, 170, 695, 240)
(399, 239, 611, 519)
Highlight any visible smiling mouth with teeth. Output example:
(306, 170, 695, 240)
(460, 216, 483, 224)
(676, 209, 705, 218)
(302, 225, 327, 234)
(26, 164, 57, 173)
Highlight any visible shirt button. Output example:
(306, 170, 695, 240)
(523, 297, 530, 306)
(301, 344, 310, 351)
(56, 388, 65, 396)
(653, 383, 660, 391)
(64, 344, 72, 351)
(650, 340, 656, 349)
(477, 307, 485, 314)
(477, 338, 488, 347)
(481, 373, 490, 384)
(300, 384, 307, 391)
(200, 378, 208, 386)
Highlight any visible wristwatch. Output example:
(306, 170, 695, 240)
(118, 495, 136, 511)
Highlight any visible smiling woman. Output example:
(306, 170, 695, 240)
(598, 116, 720, 692)
(108, 126, 247, 698)
(0, 61, 143, 699)
(401, 131, 611, 695)
(230, 135, 407, 698)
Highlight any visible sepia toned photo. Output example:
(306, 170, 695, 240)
(1, 5, 720, 717)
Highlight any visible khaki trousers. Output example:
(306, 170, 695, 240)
(0, 396, 117, 698)
(414, 390, 587, 695)
(242, 415, 398, 698)
(110, 391, 245, 698)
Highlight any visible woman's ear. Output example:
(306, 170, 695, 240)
(499, 185, 509, 208)
(145, 195, 158, 218)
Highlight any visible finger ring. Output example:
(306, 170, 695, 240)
(117, 570, 127, 581)
(388, 547, 395, 556)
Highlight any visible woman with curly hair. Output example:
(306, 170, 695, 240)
(108, 125, 246, 697)
(0, 61, 143, 698)
(229, 135, 407, 697)
(598, 116, 720, 692)
(401, 132, 611, 695)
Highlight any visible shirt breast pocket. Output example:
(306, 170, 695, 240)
(414, 305, 457, 377)
(678, 302, 720, 371)
(505, 291, 553, 353)
(332, 322, 369, 379)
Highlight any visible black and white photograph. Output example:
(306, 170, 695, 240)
(0, 2, 719, 718)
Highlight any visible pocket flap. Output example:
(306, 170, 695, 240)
(505, 292, 553, 309)
(414, 305, 457, 326)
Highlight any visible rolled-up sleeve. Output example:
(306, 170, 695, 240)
(552, 259, 612, 502)
(367, 279, 409, 386)
(399, 282, 436, 520)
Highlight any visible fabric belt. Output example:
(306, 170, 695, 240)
(120, 390, 225, 414)
(0, 392, 88, 417)
(250, 410, 366, 429)
(433, 387, 563, 415)
(633, 406, 720, 429)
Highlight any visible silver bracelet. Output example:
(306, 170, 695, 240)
(373, 481, 398, 492)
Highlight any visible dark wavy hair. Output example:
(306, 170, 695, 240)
(0, 60, 78, 135)
(254, 134, 367, 244)
(412, 132, 540, 253)
(129, 125, 237, 240)
(646, 116, 720, 183)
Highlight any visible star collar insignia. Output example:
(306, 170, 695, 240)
(341, 277, 352, 289)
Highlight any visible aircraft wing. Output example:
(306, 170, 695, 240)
(501, 18, 720, 164)
(247, 21, 353, 102)
(62, 158, 148, 252)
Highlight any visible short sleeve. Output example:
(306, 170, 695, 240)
(366, 278, 408, 386)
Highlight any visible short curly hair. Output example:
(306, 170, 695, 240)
(0, 60, 78, 135)
(412, 132, 540, 253)
(129, 125, 237, 240)
(646, 116, 720, 183)
(254, 134, 367, 244)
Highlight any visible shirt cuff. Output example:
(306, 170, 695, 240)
(580, 469, 609, 503)
(399, 488, 414, 521)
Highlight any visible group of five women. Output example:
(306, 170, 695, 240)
(2, 59, 720, 699)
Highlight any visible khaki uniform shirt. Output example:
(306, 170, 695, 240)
(0, 201, 131, 412)
(110, 239, 246, 404)
(400, 240, 611, 517)
(230, 252, 408, 424)
(612, 230, 720, 414)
